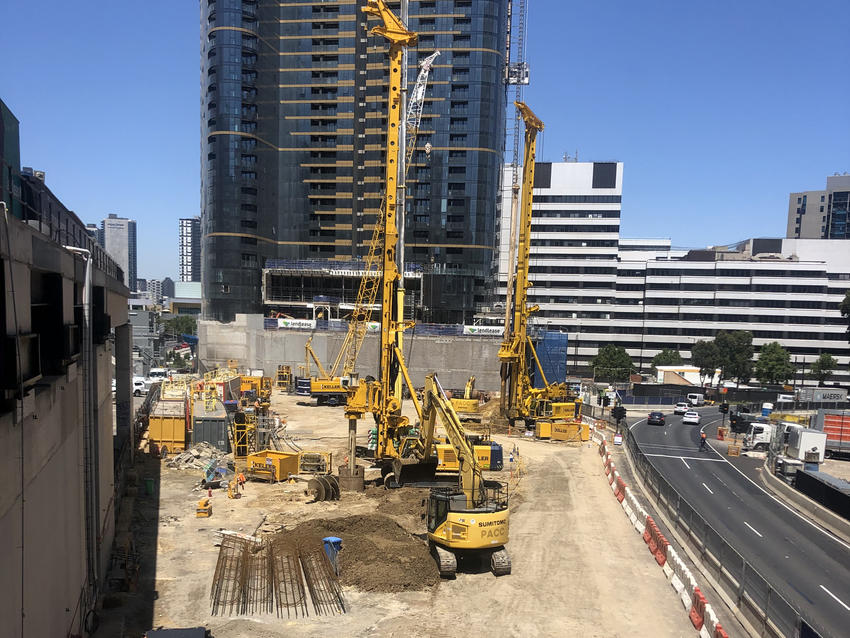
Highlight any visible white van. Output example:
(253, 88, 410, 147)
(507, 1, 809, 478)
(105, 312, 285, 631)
(686, 393, 705, 407)
(149, 367, 168, 381)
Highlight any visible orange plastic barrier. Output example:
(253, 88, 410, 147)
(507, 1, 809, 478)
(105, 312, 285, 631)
(598, 441, 606, 456)
(642, 516, 654, 545)
(608, 465, 617, 485)
(689, 587, 707, 630)
(615, 476, 627, 503)
(714, 624, 729, 638)
(647, 522, 659, 555)
(604, 457, 613, 476)
(653, 530, 669, 566)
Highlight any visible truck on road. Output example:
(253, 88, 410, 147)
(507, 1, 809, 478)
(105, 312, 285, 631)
(686, 392, 705, 407)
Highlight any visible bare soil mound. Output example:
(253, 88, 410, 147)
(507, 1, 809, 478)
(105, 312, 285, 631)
(366, 485, 429, 518)
(287, 514, 440, 592)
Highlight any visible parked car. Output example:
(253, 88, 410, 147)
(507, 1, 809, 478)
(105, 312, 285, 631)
(673, 402, 690, 415)
(682, 411, 701, 425)
(648, 411, 665, 426)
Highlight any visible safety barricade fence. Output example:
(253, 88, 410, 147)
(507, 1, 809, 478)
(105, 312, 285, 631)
(622, 427, 827, 638)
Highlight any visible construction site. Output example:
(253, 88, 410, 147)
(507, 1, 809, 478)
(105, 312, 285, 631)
(94, 3, 732, 636)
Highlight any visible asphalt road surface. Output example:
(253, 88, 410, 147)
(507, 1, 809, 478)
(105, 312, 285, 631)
(630, 407, 850, 637)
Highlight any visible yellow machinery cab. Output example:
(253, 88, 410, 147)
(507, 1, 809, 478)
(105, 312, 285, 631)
(426, 484, 511, 577)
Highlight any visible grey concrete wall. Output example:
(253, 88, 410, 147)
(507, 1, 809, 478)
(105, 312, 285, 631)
(199, 314, 504, 391)
(0, 214, 128, 637)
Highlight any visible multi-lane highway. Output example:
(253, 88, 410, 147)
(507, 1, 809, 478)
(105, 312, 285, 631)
(630, 408, 850, 637)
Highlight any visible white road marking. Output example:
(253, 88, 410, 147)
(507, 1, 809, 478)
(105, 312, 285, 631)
(744, 521, 763, 538)
(644, 453, 724, 462)
(702, 482, 713, 494)
(629, 418, 647, 431)
(681, 458, 691, 469)
(698, 423, 850, 551)
(819, 585, 850, 611)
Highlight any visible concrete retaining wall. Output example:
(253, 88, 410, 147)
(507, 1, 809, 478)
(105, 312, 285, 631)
(760, 465, 850, 544)
(199, 314, 503, 390)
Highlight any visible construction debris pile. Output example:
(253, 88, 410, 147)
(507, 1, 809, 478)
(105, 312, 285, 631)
(210, 532, 345, 618)
(167, 442, 224, 470)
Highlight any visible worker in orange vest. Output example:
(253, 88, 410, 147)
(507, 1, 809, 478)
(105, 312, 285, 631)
(238, 472, 247, 491)
(699, 431, 707, 451)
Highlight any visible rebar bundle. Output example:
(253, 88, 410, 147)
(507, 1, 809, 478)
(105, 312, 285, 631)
(210, 533, 344, 618)
(298, 541, 346, 616)
(269, 536, 308, 618)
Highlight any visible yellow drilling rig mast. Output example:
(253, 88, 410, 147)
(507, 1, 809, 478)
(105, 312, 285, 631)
(340, 0, 431, 491)
(498, 102, 580, 427)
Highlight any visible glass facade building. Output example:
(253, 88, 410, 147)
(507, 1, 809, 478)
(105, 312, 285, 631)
(201, 0, 508, 322)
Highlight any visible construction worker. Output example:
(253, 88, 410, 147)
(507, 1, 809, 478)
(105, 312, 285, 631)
(699, 431, 708, 451)
(238, 472, 247, 490)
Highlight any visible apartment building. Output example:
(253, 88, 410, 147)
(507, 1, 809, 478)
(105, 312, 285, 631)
(787, 173, 850, 240)
(201, 0, 508, 323)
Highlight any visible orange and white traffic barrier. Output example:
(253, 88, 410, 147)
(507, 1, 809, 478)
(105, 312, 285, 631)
(642, 516, 654, 545)
(689, 587, 707, 631)
(614, 476, 627, 503)
(653, 529, 669, 567)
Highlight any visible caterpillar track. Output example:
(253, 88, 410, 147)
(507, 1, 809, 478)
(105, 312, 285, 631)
(431, 542, 457, 578)
(490, 548, 511, 576)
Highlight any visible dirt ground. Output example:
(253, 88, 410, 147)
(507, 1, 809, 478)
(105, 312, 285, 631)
(98, 392, 697, 637)
(822, 458, 850, 482)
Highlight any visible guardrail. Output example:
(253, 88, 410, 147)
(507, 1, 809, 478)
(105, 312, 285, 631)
(624, 427, 826, 638)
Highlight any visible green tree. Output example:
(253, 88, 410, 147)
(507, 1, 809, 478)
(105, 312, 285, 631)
(810, 353, 837, 386)
(691, 340, 720, 386)
(754, 341, 794, 385)
(650, 348, 683, 374)
(841, 291, 850, 344)
(162, 315, 197, 337)
(715, 330, 753, 386)
(590, 344, 634, 382)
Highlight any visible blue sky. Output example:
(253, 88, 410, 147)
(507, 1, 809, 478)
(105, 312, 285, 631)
(1, 1, 848, 279)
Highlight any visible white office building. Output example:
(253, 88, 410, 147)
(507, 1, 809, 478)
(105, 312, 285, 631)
(179, 216, 201, 282)
(494, 161, 850, 385)
(100, 213, 137, 290)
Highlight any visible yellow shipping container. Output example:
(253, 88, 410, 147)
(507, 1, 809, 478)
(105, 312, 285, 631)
(246, 450, 300, 482)
(148, 399, 188, 455)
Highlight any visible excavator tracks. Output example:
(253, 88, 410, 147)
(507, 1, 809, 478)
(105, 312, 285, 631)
(430, 542, 457, 578)
(490, 548, 511, 576)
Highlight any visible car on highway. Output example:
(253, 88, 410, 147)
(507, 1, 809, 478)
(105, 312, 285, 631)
(673, 402, 690, 415)
(647, 411, 665, 426)
(682, 411, 701, 425)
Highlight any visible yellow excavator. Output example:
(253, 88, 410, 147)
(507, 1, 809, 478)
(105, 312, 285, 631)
(449, 375, 482, 422)
(498, 102, 582, 429)
(421, 373, 510, 577)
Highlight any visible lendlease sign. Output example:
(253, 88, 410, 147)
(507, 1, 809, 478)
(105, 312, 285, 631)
(462, 325, 504, 336)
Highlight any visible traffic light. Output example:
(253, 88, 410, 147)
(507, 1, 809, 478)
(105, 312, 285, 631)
(603, 396, 611, 407)
(719, 403, 729, 414)
(612, 406, 627, 421)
